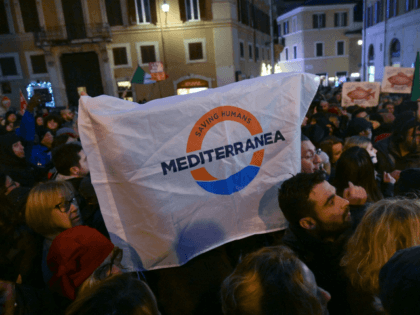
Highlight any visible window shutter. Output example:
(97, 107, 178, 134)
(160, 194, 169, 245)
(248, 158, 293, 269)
(334, 13, 338, 26)
(178, 0, 187, 22)
(199, 0, 212, 21)
(127, 0, 137, 24)
(149, 0, 157, 24)
(312, 15, 318, 28)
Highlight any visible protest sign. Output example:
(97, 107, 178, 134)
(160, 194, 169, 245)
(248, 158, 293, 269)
(341, 82, 381, 107)
(78, 73, 319, 270)
(149, 62, 167, 81)
(381, 66, 415, 94)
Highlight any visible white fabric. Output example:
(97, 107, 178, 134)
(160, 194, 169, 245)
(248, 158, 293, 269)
(78, 73, 319, 270)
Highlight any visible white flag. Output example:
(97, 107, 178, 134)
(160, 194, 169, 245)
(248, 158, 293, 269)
(78, 73, 319, 270)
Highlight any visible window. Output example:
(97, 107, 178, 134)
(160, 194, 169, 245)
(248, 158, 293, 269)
(185, 0, 200, 20)
(262, 47, 265, 60)
(336, 41, 345, 55)
(0, 0, 10, 34)
(387, 0, 398, 17)
(293, 45, 297, 59)
(315, 42, 324, 57)
(374, 1, 384, 23)
(105, 0, 123, 26)
(416, 0, 420, 8)
(19, 0, 40, 32)
(285, 47, 288, 61)
(248, 42, 253, 60)
(406, 0, 416, 10)
(312, 13, 326, 28)
(184, 38, 206, 63)
(0, 53, 22, 79)
(30, 55, 47, 74)
(368, 45, 375, 82)
(283, 21, 289, 35)
(278, 24, 281, 36)
(255, 45, 259, 61)
(135, 0, 151, 23)
(267, 48, 270, 61)
(136, 42, 159, 66)
(292, 16, 297, 32)
(334, 12, 347, 27)
(390, 38, 401, 66)
(239, 41, 245, 59)
(112, 47, 130, 67)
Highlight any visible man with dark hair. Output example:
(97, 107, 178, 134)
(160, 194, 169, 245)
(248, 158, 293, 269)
(52, 143, 89, 181)
(375, 111, 420, 178)
(278, 171, 367, 315)
(221, 245, 331, 315)
(301, 135, 322, 173)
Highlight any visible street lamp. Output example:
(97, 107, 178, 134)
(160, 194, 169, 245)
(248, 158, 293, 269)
(358, 40, 363, 46)
(161, 0, 169, 12)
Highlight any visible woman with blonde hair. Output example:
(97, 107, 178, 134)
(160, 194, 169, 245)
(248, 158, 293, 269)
(25, 180, 83, 284)
(340, 198, 420, 314)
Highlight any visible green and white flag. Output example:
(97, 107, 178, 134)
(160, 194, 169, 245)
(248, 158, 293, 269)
(131, 66, 156, 84)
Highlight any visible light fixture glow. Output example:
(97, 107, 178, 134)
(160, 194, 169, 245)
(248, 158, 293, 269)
(358, 40, 363, 45)
(161, 1, 169, 12)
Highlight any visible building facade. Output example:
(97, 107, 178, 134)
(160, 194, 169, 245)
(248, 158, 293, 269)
(0, 0, 274, 108)
(276, 1, 363, 86)
(362, 0, 420, 82)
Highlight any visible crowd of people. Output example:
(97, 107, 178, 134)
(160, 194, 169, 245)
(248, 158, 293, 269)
(0, 85, 419, 315)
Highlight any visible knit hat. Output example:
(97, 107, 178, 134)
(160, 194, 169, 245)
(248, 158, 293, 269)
(56, 127, 77, 138)
(47, 226, 114, 300)
(379, 245, 420, 315)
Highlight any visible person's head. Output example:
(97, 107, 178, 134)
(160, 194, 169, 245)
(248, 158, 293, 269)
(0, 133, 25, 160)
(65, 273, 160, 315)
(221, 246, 330, 315)
(39, 129, 54, 149)
(343, 136, 377, 164)
(5, 111, 16, 124)
(379, 244, 420, 315)
(319, 136, 343, 164)
(278, 171, 351, 238)
(51, 134, 78, 149)
(301, 135, 322, 173)
(47, 226, 122, 300)
(61, 109, 74, 122)
(35, 115, 44, 127)
(333, 146, 382, 202)
(318, 100, 329, 113)
(346, 117, 373, 139)
(354, 108, 369, 120)
(25, 181, 82, 238)
(44, 114, 61, 132)
(383, 102, 395, 114)
(52, 143, 89, 177)
(341, 198, 420, 295)
(392, 111, 420, 152)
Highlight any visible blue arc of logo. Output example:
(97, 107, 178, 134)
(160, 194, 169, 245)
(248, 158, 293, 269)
(196, 166, 260, 195)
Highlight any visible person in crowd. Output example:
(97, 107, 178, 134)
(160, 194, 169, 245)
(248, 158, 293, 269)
(0, 133, 48, 187)
(5, 111, 17, 125)
(379, 244, 420, 315)
(341, 199, 420, 315)
(60, 109, 75, 129)
(343, 136, 378, 164)
(334, 146, 393, 201)
(52, 143, 89, 185)
(346, 117, 373, 139)
(375, 111, 420, 177)
(29, 128, 53, 168)
(301, 135, 322, 173)
(317, 100, 330, 114)
(65, 273, 160, 315)
(319, 136, 343, 165)
(25, 181, 83, 284)
(278, 171, 367, 314)
(221, 246, 331, 315)
(383, 102, 395, 115)
(44, 114, 62, 136)
(393, 168, 420, 197)
(47, 225, 124, 301)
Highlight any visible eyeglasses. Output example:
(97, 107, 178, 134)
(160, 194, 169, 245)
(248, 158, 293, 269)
(302, 148, 322, 160)
(54, 196, 77, 213)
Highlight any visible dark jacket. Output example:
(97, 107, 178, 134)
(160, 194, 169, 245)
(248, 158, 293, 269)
(375, 136, 420, 173)
(281, 205, 366, 315)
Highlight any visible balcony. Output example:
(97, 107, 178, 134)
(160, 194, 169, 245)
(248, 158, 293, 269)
(35, 23, 112, 47)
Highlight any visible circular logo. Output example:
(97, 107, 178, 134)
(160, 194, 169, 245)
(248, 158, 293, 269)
(186, 106, 264, 195)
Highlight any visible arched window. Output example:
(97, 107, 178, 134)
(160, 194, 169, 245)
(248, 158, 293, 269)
(368, 44, 375, 82)
(390, 38, 401, 66)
